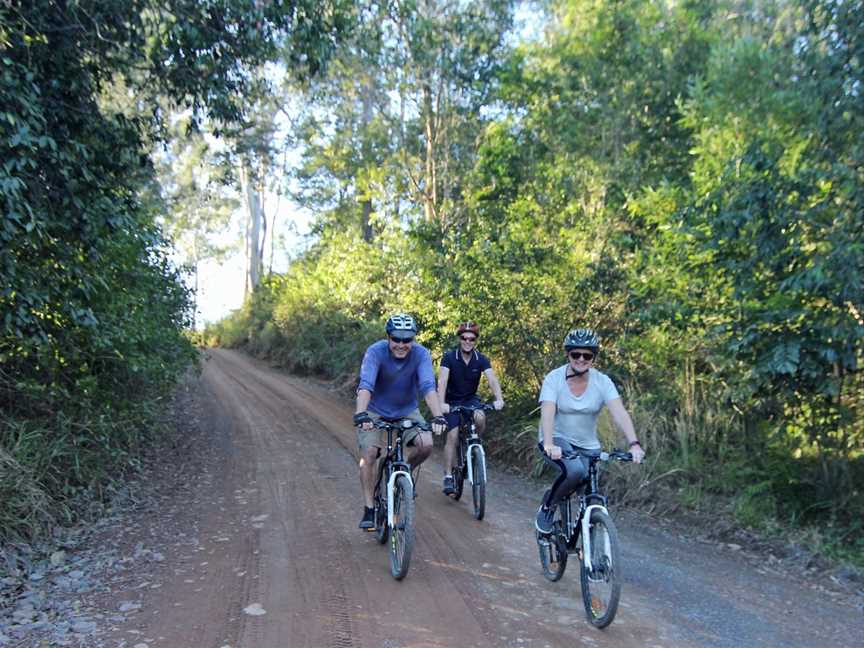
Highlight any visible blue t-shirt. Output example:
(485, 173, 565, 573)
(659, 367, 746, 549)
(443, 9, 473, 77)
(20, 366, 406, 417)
(358, 340, 436, 419)
(440, 347, 491, 402)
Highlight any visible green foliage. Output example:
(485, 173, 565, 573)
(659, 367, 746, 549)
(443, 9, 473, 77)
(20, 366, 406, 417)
(0, 0, 352, 541)
(210, 0, 862, 559)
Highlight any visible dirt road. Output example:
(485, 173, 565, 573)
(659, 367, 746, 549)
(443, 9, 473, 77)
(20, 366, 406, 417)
(102, 348, 861, 648)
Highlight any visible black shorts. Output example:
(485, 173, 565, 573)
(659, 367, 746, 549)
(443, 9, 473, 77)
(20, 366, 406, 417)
(444, 396, 483, 430)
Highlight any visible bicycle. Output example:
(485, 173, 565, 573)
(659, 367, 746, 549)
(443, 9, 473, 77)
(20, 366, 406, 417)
(535, 448, 633, 628)
(448, 403, 496, 520)
(369, 418, 430, 580)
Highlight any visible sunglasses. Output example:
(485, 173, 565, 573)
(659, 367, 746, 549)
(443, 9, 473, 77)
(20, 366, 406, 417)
(568, 351, 595, 361)
(390, 336, 414, 344)
(460, 336, 477, 342)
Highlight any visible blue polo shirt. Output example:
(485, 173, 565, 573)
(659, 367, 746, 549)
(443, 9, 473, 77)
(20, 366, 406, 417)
(440, 347, 491, 402)
(358, 340, 436, 419)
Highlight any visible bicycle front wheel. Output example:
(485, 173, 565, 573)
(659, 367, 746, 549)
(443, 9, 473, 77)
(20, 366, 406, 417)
(470, 448, 486, 520)
(580, 509, 621, 628)
(389, 474, 415, 580)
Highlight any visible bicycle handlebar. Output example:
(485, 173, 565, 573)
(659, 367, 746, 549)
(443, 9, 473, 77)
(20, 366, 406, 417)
(558, 448, 633, 463)
(449, 402, 498, 414)
(370, 418, 432, 433)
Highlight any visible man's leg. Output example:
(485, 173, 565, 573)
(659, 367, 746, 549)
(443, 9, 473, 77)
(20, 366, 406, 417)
(357, 425, 382, 530)
(443, 427, 459, 474)
(405, 431, 432, 467)
(358, 446, 380, 508)
(442, 426, 459, 495)
(474, 409, 487, 435)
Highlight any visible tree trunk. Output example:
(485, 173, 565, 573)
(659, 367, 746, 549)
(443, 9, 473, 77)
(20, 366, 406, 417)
(239, 160, 264, 295)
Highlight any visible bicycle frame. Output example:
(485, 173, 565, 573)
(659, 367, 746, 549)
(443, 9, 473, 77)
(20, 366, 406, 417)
(375, 420, 421, 527)
(552, 451, 624, 571)
(453, 404, 493, 484)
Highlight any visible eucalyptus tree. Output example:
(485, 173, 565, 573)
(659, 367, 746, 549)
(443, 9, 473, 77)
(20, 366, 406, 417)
(292, 0, 516, 237)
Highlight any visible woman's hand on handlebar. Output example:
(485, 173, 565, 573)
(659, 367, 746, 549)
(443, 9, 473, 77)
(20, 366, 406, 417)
(630, 443, 645, 464)
(543, 443, 562, 460)
(493, 399, 504, 411)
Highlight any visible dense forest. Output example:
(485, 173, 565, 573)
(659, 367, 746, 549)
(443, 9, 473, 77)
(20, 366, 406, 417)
(2, 1, 862, 564)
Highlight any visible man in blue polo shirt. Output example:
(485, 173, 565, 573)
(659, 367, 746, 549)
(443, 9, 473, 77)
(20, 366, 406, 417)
(353, 313, 447, 529)
(437, 321, 504, 496)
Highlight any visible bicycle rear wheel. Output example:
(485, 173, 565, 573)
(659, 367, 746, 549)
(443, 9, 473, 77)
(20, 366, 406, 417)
(470, 448, 486, 520)
(374, 478, 388, 544)
(580, 509, 621, 628)
(452, 462, 465, 501)
(389, 474, 415, 580)
(537, 504, 567, 581)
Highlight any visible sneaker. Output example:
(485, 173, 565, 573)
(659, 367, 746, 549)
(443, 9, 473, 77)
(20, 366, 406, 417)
(358, 506, 375, 530)
(535, 505, 555, 535)
(442, 475, 455, 496)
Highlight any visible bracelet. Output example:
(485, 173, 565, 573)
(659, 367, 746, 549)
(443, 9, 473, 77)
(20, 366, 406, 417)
(629, 440, 641, 448)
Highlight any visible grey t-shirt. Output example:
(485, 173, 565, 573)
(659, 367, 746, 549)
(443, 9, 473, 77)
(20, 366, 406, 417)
(537, 365, 620, 448)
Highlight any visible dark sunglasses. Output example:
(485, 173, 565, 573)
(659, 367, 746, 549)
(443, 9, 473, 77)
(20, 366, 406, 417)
(460, 336, 477, 342)
(568, 351, 595, 361)
(390, 335, 414, 344)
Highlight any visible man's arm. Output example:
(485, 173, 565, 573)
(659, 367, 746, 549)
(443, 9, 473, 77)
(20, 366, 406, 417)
(437, 366, 451, 413)
(483, 368, 504, 409)
(423, 388, 444, 418)
(356, 389, 372, 414)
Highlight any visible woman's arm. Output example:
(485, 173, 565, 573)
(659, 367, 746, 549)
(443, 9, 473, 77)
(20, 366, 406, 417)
(606, 398, 644, 463)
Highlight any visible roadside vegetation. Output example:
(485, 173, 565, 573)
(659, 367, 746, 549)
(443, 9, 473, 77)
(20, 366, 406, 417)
(207, 0, 863, 566)
(0, 1, 350, 544)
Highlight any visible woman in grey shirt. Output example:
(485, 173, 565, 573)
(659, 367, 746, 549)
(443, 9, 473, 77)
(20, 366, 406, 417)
(535, 329, 645, 534)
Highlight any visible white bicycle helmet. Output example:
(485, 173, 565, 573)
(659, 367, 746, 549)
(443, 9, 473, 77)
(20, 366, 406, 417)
(386, 313, 418, 335)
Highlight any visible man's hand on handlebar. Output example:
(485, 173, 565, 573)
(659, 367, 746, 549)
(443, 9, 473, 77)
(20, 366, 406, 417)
(493, 399, 504, 411)
(430, 416, 447, 435)
(440, 403, 450, 414)
(353, 411, 373, 429)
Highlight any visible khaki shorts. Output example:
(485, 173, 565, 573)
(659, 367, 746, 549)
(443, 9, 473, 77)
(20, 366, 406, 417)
(357, 409, 426, 451)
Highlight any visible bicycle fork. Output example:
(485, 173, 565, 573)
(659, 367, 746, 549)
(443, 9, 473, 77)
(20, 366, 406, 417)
(581, 504, 609, 572)
(387, 469, 412, 527)
(465, 440, 485, 484)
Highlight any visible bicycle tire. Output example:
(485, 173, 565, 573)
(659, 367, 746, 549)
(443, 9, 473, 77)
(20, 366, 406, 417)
(452, 464, 465, 501)
(374, 477, 388, 544)
(470, 448, 486, 520)
(580, 509, 621, 628)
(537, 503, 568, 581)
(389, 474, 415, 580)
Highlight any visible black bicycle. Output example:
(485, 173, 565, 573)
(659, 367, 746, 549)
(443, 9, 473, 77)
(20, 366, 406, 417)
(369, 418, 429, 580)
(536, 448, 633, 628)
(448, 403, 496, 520)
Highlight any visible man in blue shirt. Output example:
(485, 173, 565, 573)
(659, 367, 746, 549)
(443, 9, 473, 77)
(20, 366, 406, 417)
(437, 321, 504, 496)
(353, 313, 447, 529)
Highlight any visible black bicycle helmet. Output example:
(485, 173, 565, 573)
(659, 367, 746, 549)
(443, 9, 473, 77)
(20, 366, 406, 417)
(385, 313, 418, 335)
(563, 328, 599, 351)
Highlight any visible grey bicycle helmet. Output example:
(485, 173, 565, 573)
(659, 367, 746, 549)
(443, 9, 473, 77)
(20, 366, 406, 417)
(385, 313, 418, 335)
(563, 328, 599, 351)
